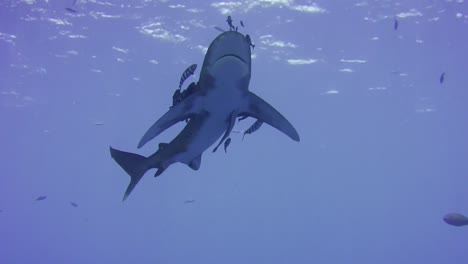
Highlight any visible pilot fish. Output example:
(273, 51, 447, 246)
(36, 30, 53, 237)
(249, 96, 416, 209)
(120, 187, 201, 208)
(243, 120, 263, 140)
(179, 64, 197, 89)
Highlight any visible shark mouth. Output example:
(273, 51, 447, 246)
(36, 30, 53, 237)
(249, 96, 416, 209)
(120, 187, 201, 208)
(216, 54, 247, 64)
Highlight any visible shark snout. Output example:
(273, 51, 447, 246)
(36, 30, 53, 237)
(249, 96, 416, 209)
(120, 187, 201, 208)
(206, 31, 251, 68)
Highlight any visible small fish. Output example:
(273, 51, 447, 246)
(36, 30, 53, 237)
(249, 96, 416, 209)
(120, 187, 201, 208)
(243, 120, 263, 140)
(170, 89, 183, 109)
(65, 7, 77, 13)
(70, 202, 78, 207)
(214, 26, 225, 33)
(179, 64, 197, 89)
(246, 34, 255, 50)
(394, 18, 398, 30)
(93, 121, 104, 126)
(224, 138, 231, 153)
(240, 20, 245, 27)
(171, 82, 199, 122)
(440, 72, 445, 84)
(444, 213, 468, 227)
(184, 199, 195, 203)
(226, 16, 235, 31)
(35, 196, 47, 201)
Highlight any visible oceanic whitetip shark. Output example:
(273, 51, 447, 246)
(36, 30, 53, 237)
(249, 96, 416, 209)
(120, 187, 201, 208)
(110, 31, 300, 201)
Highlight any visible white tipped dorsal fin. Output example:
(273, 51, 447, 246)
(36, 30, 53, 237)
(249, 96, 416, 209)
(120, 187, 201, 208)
(188, 154, 202, 170)
(138, 92, 204, 148)
(241, 91, 300, 141)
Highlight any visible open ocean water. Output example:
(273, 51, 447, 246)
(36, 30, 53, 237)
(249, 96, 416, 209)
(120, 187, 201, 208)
(1, 0, 468, 263)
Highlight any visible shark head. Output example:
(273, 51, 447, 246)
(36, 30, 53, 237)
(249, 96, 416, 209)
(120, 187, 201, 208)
(199, 31, 252, 89)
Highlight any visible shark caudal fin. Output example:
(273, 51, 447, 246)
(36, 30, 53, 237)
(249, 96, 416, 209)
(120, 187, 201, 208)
(110, 147, 149, 201)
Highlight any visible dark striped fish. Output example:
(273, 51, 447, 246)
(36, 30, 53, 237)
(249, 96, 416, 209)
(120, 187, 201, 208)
(226, 16, 235, 31)
(243, 120, 263, 140)
(170, 89, 183, 109)
(224, 137, 231, 153)
(394, 17, 398, 30)
(179, 64, 197, 89)
(240, 20, 245, 27)
(440, 72, 445, 84)
(70, 202, 78, 207)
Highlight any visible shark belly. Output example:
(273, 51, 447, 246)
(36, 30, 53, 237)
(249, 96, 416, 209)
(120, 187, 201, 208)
(175, 85, 245, 165)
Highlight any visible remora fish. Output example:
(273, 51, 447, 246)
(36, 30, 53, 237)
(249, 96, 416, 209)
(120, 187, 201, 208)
(110, 30, 300, 201)
(179, 64, 197, 89)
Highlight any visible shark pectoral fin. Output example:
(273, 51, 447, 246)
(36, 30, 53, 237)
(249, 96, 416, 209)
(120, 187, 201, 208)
(213, 109, 239, 153)
(188, 154, 202, 170)
(242, 92, 300, 142)
(138, 93, 203, 148)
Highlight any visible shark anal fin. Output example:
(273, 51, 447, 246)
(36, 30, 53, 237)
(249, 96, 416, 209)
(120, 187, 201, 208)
(110, 147, 149, 201)
(188, 154, 202, 170)
(241, 92, 300, 142)
(138, 92, 203, 148)
(213, 109, 239, 153)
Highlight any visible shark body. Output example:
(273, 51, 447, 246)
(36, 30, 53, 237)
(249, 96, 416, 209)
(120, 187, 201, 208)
(110, 31, 300, 201)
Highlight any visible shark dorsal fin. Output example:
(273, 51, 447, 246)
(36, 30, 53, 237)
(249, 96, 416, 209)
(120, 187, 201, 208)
(188, 154, 202, 170)
(158, 143, 169, 150)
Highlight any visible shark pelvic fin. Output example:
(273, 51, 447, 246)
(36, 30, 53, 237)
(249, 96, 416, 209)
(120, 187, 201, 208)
(188, 154, 202, 170)
(213, 109, 239, 153)
(241, 92, 300, 142)
(154, 167, 166, 177)
(138, 92, 204, 148)
(110, 147, 149, 201)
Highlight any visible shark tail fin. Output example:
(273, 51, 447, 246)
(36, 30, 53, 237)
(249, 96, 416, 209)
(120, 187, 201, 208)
(110, 147, 149, 201)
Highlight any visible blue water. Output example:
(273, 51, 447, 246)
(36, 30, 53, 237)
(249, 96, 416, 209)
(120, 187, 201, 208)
(1, 0, 468, 263)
